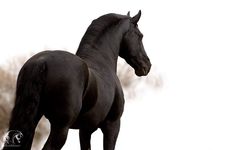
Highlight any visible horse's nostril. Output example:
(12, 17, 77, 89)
(149, 62, 152, 68)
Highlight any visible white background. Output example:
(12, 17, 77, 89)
(0, 0, 236, 150)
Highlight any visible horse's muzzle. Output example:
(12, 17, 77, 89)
(135, 61, 151, 76)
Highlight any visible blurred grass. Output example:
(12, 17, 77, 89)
(0, 55, 50, 149)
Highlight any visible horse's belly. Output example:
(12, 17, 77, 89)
(70, 97, 113, 130)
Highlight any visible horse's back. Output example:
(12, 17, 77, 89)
(23, 50, 89, 126)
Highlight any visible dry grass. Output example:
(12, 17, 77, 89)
(0, 55, 50, 149)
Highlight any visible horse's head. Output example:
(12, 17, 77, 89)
(120, 10, 151, 76)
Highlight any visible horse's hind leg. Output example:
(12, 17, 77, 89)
(23, 112, 43, 149)
(42, 124, 69, 150)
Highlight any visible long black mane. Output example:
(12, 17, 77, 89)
(77, 13, 129, 52)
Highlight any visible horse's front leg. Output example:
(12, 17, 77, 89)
(101, 119, 120, 150)
(79, 129, 94, 150)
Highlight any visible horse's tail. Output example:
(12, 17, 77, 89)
(3, 60, 47, 150)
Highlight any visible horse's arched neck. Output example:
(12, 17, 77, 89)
(76, 19, 129, 72)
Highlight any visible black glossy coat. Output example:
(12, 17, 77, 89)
(3, 10, 151, 150)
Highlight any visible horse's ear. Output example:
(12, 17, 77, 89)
(131, 10, 141, 25)
(127, 11, 130, 17)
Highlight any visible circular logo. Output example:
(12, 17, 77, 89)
(2, 130, 23, 147)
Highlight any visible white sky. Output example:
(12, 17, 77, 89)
(1, 0, 236, 150)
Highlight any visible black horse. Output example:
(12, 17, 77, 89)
(3, 10, 151, 150)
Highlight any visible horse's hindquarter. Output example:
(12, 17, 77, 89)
(35, 51, 89, 126)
